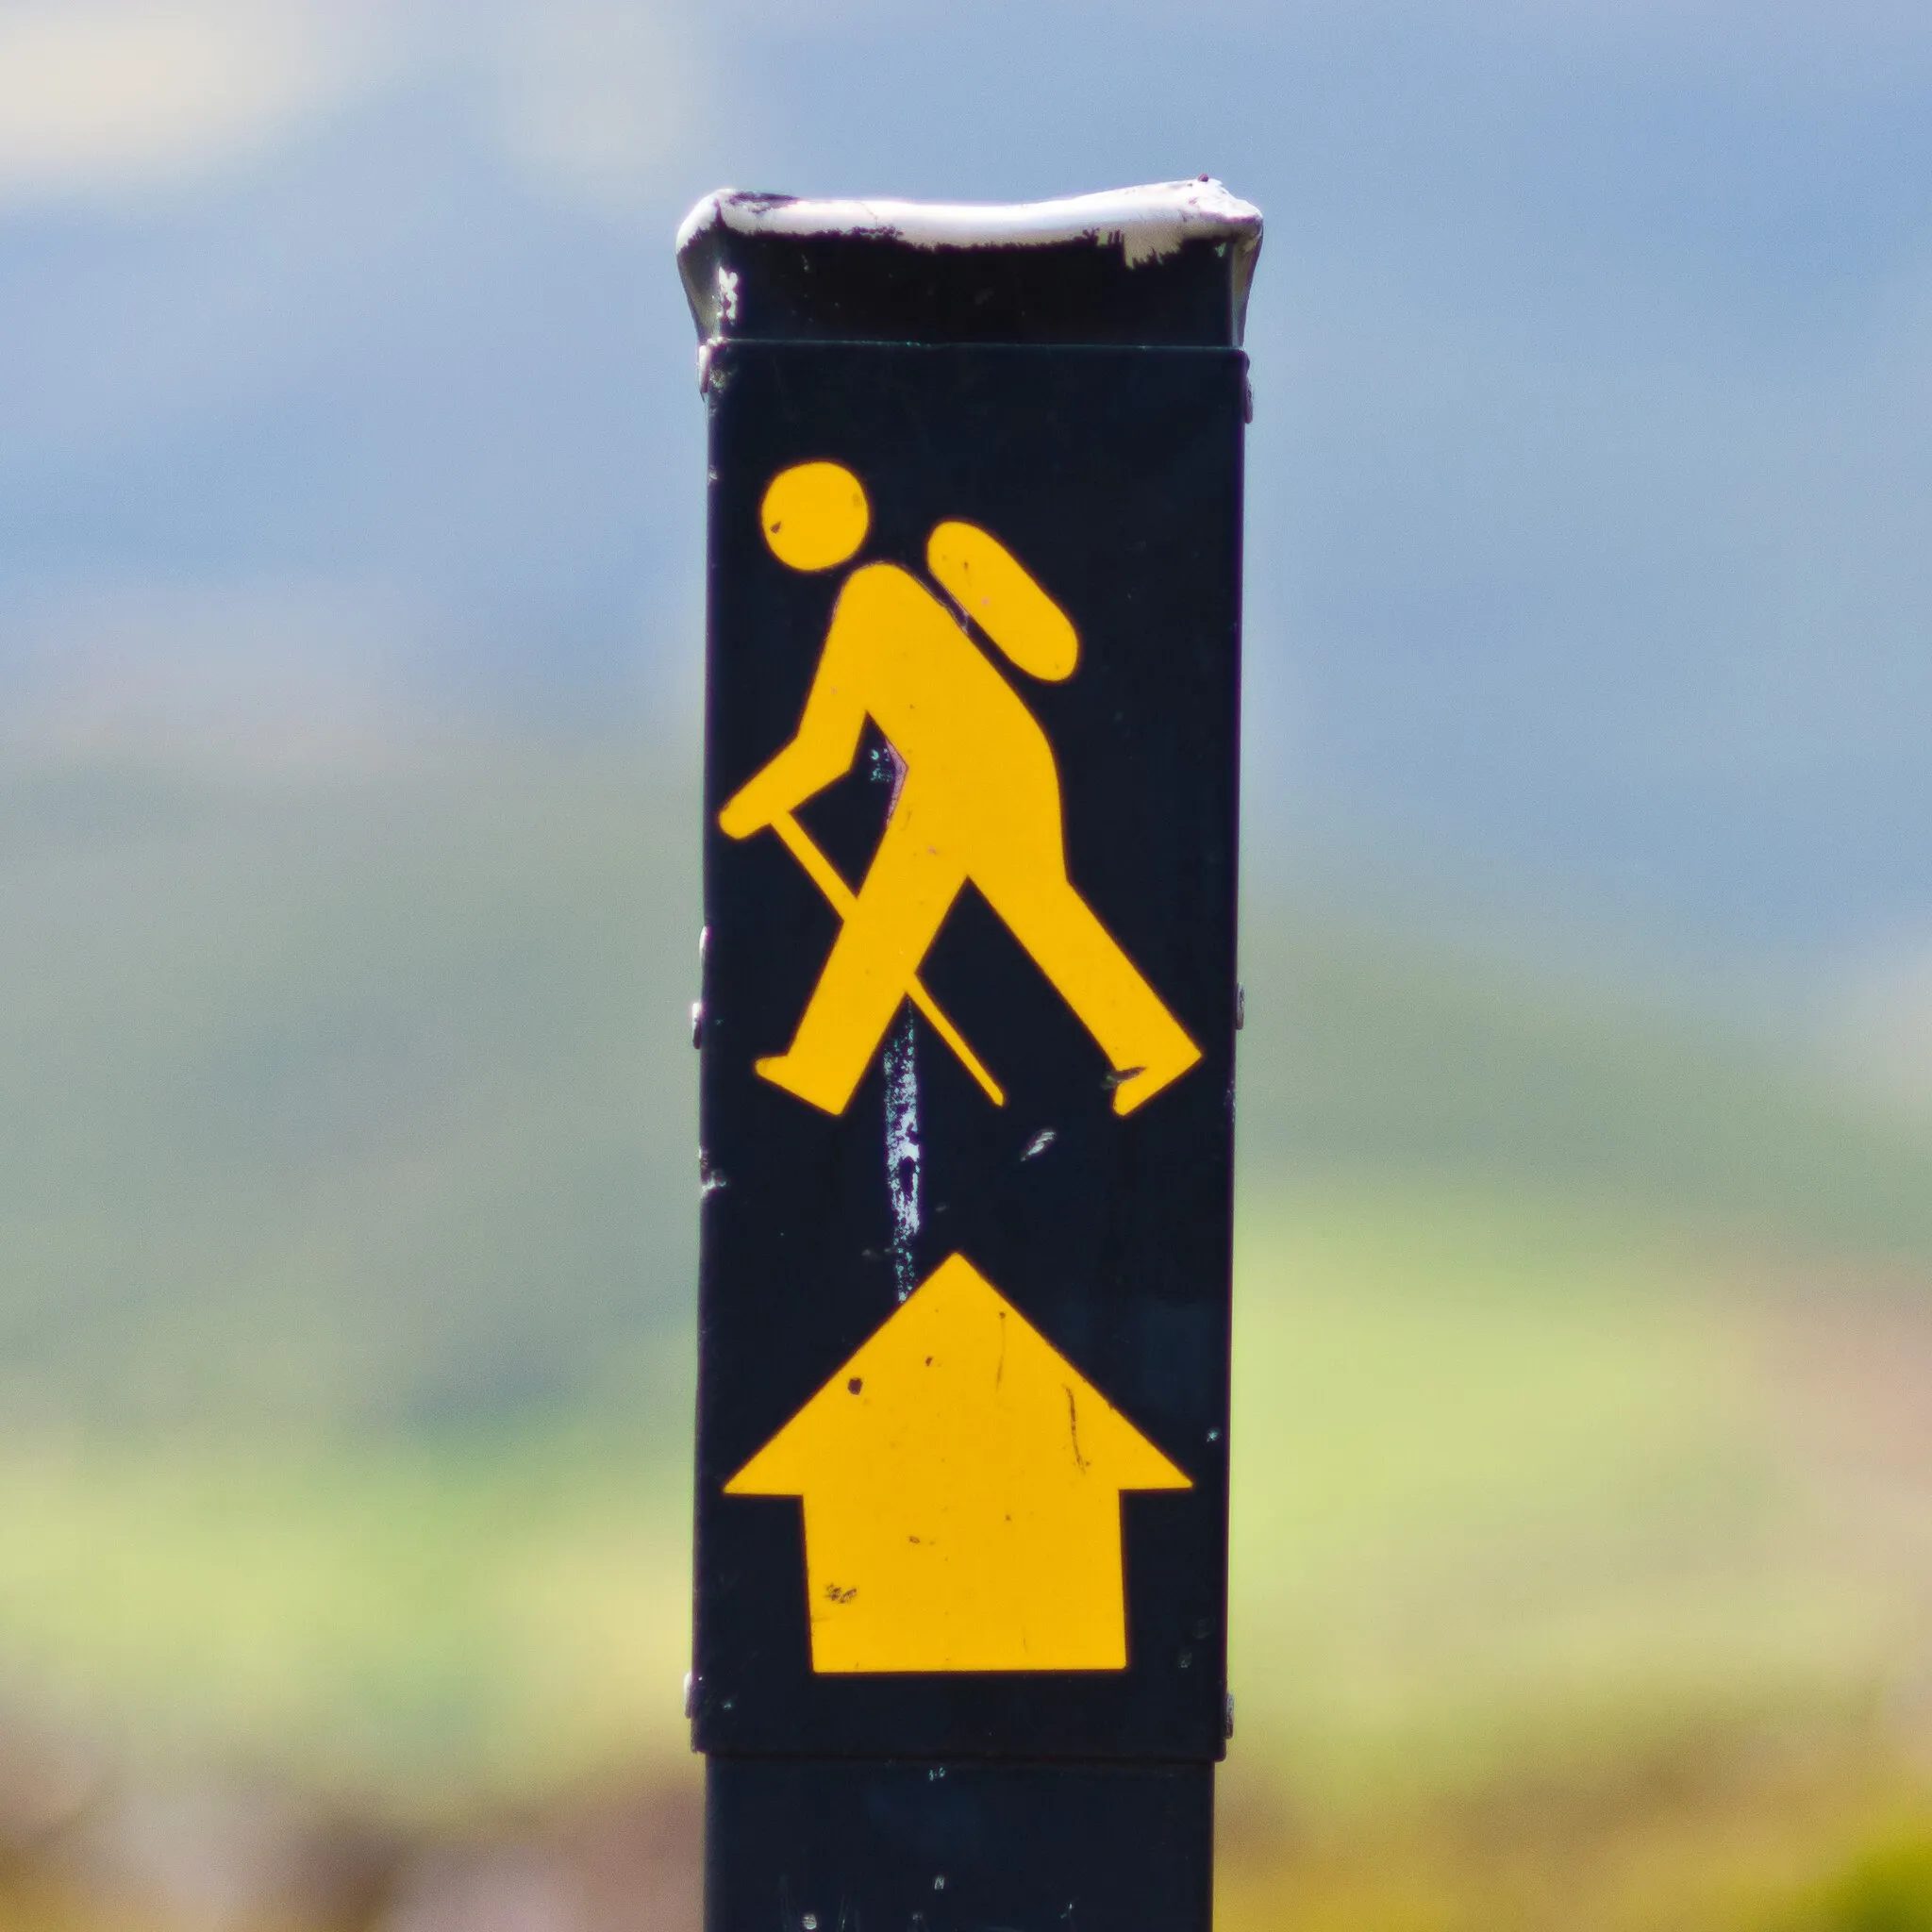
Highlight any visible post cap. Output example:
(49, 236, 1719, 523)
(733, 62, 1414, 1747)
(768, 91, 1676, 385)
(676, 179, 1262, 349)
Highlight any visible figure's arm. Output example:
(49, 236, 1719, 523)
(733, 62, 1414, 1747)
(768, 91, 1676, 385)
(718, 615, 866, 838)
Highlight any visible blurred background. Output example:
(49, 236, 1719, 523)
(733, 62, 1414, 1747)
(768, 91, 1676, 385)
(4, 1, 1932, 1926)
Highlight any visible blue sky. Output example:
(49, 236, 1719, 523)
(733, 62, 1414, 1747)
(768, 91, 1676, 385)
(2, 0, 1931, 969)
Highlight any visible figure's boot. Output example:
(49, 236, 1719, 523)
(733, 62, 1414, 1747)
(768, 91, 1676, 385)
(1108, 1039, 1203, 1117)
(755, 1052, 853, 1115)
(984, 874, 1202, 1121)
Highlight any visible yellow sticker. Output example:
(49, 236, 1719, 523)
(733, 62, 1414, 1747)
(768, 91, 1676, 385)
(925, 519, 1079, 680)
(759, 460, 871, 572)
(724, 1253, 1190, 1674)
(718, 461, 1201, 1118)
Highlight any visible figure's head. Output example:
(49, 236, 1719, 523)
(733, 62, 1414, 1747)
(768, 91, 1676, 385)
(761, 462, 870, 571)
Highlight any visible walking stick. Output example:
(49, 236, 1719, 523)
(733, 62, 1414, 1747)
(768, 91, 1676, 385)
(768, 810, 1005, 1107)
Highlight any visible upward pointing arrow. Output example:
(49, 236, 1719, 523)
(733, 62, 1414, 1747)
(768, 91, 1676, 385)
(725, 1253, 1190, 1674)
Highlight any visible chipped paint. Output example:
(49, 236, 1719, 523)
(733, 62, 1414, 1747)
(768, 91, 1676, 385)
(870, 733, 908, 814)
(883, 1009, 921, 1301)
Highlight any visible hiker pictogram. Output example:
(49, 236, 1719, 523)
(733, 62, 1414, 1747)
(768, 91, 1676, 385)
(718, 460, 1202, 1118)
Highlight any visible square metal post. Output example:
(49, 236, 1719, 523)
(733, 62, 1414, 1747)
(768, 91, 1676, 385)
(678, 181, 1259, 1930)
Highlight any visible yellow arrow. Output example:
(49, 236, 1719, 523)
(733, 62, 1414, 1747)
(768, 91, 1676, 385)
(724, 1253, 1190, 1674)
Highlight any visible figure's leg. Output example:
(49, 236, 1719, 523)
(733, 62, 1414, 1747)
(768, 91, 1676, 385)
(759, 811, 966, 1115)
(979, 866, 1201, 1116)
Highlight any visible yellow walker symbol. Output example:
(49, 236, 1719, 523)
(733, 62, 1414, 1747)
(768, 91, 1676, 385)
(726, 1253, 1191, 1674)
(718, 460, 1202, 1118)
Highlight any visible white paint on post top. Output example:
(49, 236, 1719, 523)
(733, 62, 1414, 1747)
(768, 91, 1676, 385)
(675, 177, 1261, 270)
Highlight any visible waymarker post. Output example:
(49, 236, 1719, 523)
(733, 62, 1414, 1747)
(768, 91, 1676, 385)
(676, 179, 1260, 1932)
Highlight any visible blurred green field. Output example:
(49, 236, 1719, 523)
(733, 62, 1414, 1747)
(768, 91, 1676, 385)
(9, 748, 1932, 1926)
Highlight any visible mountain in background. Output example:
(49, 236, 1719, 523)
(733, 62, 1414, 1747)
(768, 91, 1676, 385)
(5, 4, 1932, 974)
(5, 744, 1929, 1437)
